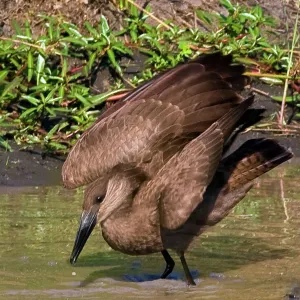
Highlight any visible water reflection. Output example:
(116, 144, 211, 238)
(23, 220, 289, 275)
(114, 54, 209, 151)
(0, 161, 300, 299)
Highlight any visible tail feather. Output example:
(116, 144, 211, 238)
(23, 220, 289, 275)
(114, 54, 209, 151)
(203, 138, 293, 226)
(221, 138, 293, 191)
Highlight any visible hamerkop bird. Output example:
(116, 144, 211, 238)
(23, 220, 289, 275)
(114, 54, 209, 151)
(62, 52, 293, 286)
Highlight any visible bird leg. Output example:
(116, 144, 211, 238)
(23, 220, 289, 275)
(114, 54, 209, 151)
(160, 249, 175, 279)
(178, 251, 196, 286)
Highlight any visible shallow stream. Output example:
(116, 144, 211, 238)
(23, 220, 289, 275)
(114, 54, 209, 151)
(1, 161, 300, 299)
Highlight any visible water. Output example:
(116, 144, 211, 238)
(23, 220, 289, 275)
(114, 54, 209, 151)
(1, 162, 300, 300)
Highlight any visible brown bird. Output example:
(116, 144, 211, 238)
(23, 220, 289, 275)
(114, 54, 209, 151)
(62, 52, 293, 286)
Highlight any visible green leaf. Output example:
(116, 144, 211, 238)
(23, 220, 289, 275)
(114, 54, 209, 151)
(37, 103, 44, 112)
(45, 87, 58, 102)
(47, 20, 54, 40)
(12, 20, 23, 35)
(271, 95, 294, 103)
(29, 84, 51, 92)
(75, 93, 92, 106)
(20, 107, 38, 119)
(58, 122, 69, 131)
(265, 16, 276, 27)
(46, 123, 60, 139)
(25, 20, 32, 38)
(68, 72, 82, 81)
(88, 51, 97, 70)
(59, 85, 65, 98)
(85, 21, 99, 37)
(45, 106, 56, 116)
(0, 48, 18, 56)
(54, 22, 61, 40)
(83, 65, 89, 77)
(15, 35, 32, 41)
(61, 58, 68, 78)
(87, 89, 128, 107)
(0, 136, 12, 152)
(48, 76, 64, 82)
(114, 28, 128, 37)
(259, 77, 283, 85)
(0, 76, 23, 100)
(60, 37, 87, 46)
(22, 95, 40, 106)
(234, 57, 259, 66)
(61, 23, 82, 37)
(253, 6, 263, 18)
(220, 0, 234, 11)
(107, 49, 122, 74)
(130, 29, 138, 42)
(138, 46, 156, 56)
(27, 135, 41, 143)
(72, 115, 83, 123)
(119, 0, 125, 9)
(240, 13, 257, 21)
(258, 40, 271, 48)
(27, 51, 34, 82)
(130, 1, 139, 17)
(52, 107, 71, 113)
(47, 97, 63, 105)
(196, 10, 213, 25)
(36, 53, 45, 85)
(0, 70, 9, 81)
(112, 44, 133, 56)
(10, 58, 21, 69)
(48, 141, 67, 150)
(100, 15, 110, 34)
(85, 41, 107, 49)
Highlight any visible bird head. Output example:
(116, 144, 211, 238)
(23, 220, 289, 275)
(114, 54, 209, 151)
(69, 177, 108, 265)
(69, 169, 146, 265)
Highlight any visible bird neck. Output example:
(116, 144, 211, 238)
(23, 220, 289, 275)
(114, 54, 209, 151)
(99, 170, 144, 223)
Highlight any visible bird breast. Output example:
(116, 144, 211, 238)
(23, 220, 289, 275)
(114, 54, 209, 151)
(100, 210, 163, 255)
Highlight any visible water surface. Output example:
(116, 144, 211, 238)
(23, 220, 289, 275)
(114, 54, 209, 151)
(1, 161, 300, 299)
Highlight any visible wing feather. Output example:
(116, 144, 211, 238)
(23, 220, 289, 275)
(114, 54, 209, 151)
(140, 97, 254, 230)
(62, 52, 250, 189)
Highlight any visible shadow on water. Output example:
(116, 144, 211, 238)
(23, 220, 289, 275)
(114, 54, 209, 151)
(285, 284, 300, 300)
(74, 233, 293, 287)
(78, 269, 199, 287)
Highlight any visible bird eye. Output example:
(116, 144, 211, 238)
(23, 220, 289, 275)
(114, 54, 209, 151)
(96, 196, 104, 203)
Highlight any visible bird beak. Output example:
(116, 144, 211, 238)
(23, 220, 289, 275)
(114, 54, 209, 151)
(70, 205, 99, 265)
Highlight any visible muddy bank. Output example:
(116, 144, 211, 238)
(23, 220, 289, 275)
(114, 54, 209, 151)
(0, 135, 298, 187)
(1, 81, 299, 187)
(0, 143, 64, 186)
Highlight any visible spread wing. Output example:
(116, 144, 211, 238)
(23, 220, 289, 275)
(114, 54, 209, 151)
(83, 52, 248, 132)
(145, 96, 254, 230)
(62, 53, 248, 189)
(62, 99, 184, 188)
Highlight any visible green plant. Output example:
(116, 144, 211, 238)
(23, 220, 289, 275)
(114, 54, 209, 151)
(0, 15, 131, 152)
(196, 0, 289, 70)
(119, 0, 291, 81)
(279, 3, 300, 125)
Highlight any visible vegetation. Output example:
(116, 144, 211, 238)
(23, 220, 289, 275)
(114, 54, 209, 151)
(0, 0, 299, 153)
